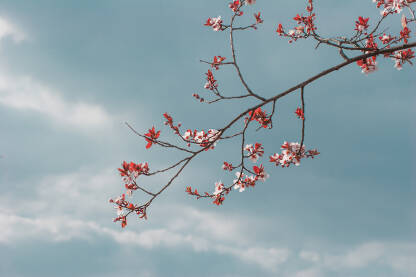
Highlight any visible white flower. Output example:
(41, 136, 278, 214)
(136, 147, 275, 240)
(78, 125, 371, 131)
(207, 129, 220, 142)
(233, 172, 246, 192)
(244, 144, 253, 151)
(194, 130, 205, 143)
(213, 181, 224, 196)
(115, 206, 124, 216)
(376, 0, 405, 15)
(182, 130, 192, 140)
(250, 155, 259, 163)
(234, 183, 245, 192)
(211, 16, 222, 32)
(122, 176, 132, 185)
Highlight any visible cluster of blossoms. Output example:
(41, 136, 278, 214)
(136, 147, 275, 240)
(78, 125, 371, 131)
(233, 172, 255, 192)
(212, 182, 229, 205)
(276, 0, 316, 42)
(233, 165, 269, 192)
(355, 11, 414, 74)
(182, 129, 221, 149)
(247, 107, 271, 128)
(222, 161, 234, 171)
(357, 34, 380, 73)
(253, 164, 269, 181)
(244, 143, 264, 162)
(186, 183, 230, 205)
(118, 161, 150, 196)
(109, 161, 151, 227)
(204, 16, 223, 31)
(206, 0, 262, 34)
(187, 164, 271, 207)
(163, 112, 182, 135)
(109, 193, 148, 228)
(379, 33, 395, 44)
(357, 57, 378, 74)
(373, 0, 416, 16)
(144, 126, 161, 149)
(204, 69, 218, 90)
(109, 194, 128, 228)
(400, 24, 411, 43)
(193, 57, 226, 102)
(269, 142, 320, 167)
(229, 1, 243, 16)
(213, 181, 226, 196)
(393, 48, 415, 69)
(227, 0, 259, 16)
(275, 1, 414, 74)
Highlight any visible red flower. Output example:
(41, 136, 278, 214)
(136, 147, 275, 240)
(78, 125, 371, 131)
(253, 164, 268, 181)
(379, 33, 394, 44)
(213, 195, 225, 205)
(212, 56, 226, 70)
(144, 126, 161, 149)
(365, 34, 378, 51)
(222, 162, 233, 171)
(248, 108, 271, 128)
(204, 16, 223, 31)
(306, 0, 313, 13)
(355, 16, 369, 32)
(118, 161, 129, 176)
(295, 107, 304, 120)
(293, 14, 302, 23)
(229, 1, 243, 16)
(276, 24, 284, 36)
(204, 69, 218, 90)
(186, 186, 200, 197)
(254, 12, 263, 24)
(400, 27, 411, 44)
(121, 217, 127, 228)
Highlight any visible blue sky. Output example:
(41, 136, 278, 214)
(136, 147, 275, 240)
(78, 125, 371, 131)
(0, 1, 415, 276)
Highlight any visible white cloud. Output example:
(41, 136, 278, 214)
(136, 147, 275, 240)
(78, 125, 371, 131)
(0, 73, 112, 129)
(299, 250, 321, 263)
(389, 255, 416, 275)
(99, 226, 214, 254)
(35, 167, 120, 217)
(0, 16, 111, 130)
(292, 267, 322, 277)
(324, 242, 384, 269)
(383, 243, 416, 275)
(0, 167, 121, 222)
(0, 210, 96, 243)
(0, 167, 290, 271)
(0, 208, 289, 271)
(217, 245, 290, 271)
(0, 16, 25, 43)
(2, 167, 416, 275)
(166, 207, 249, 245)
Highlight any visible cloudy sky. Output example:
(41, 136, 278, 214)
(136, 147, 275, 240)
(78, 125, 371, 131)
(0, 1, 415, 276)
